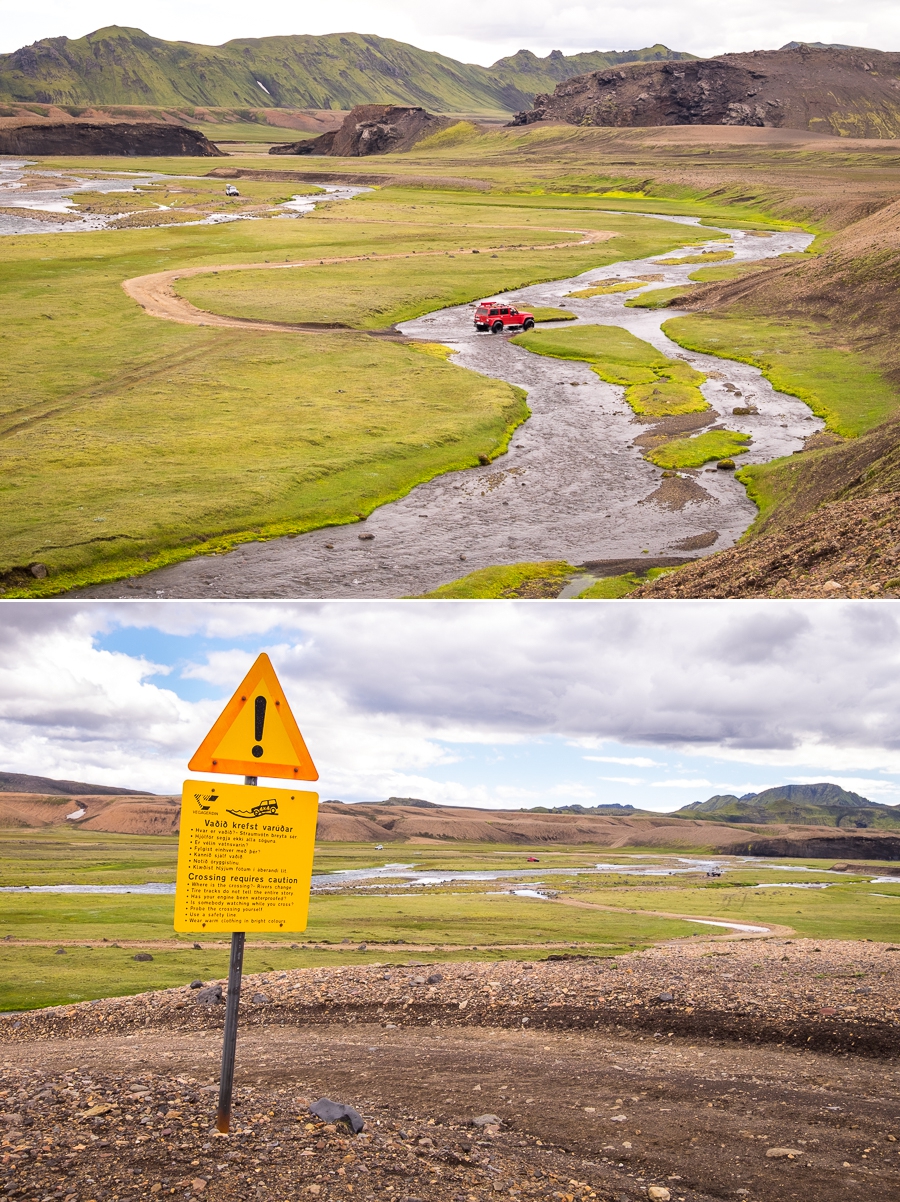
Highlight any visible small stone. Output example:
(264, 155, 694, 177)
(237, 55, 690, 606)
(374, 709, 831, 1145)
(309, 1097, 365, 1133)
(358, 532, 375, 540)
(824, 580, 842, 591)
(29, 562, 49, 579)
(54, 947, 66, 955)
(657, 992, 674, 1002)
(196, 984, 224, 1005)
(766, 1147, 803, 1159)
(193, 942, 202, 950)
(190, 979, 203, 989)
(648, 1188, 671, 1201)
(252, 993, 269, 1004)
(191, 1178, 208, 1192)
(472, 1114, 501, 1127)
(716, 459, 736, 470)
(133, 952, 154, 961)
(357, 943, 368, 951)
(427, 972, 444, 984)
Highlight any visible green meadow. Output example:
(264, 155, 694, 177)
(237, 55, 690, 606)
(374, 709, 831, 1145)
(0, 177, 726, 597)
(0, 828, 893, 1010)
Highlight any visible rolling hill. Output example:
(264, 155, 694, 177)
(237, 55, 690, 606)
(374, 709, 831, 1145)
(676, 783, 900, 828)
(0, 26, 694, 113)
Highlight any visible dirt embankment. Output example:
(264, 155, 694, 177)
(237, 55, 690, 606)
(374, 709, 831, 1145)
(513, 45, 900, 137)
(0, 121, 223, 155)
(8, 791, 900, 857)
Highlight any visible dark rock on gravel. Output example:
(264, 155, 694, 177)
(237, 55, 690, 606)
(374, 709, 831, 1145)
(195, 984, 223, 1005)
(309, 1097, 365, 1132)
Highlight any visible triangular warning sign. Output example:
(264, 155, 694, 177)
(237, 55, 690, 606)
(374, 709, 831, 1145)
(188, 653, 318, 781)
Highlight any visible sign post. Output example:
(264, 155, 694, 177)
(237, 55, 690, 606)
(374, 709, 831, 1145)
(175, 654, 319, 1134)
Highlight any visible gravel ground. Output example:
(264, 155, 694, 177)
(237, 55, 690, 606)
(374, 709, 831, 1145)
(3, 939, 898, 1057)
(634, 492, 900, 598)
(2, 939, 900, 1202)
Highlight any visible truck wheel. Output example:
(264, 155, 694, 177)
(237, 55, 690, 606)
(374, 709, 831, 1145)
(522, 318, 535, 330)
(491, 321, 504, 333)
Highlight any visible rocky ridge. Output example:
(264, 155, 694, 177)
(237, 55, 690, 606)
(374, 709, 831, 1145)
(512, 46, 900, 138)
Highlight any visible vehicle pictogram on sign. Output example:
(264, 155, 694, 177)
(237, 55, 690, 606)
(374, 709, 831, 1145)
(188, 652, 318, 780)
(225, 797, 280, 819)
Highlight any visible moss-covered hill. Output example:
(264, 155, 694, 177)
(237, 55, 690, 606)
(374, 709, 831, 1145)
(676, 784, 900, 829)
(0, 25, 694, 112)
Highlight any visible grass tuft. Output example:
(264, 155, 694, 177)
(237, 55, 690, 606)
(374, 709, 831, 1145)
(647, 430, 752, 470)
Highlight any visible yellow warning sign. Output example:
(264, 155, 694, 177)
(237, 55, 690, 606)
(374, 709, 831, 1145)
(188, 653, 318, 781)
(174, 781, 319, 932)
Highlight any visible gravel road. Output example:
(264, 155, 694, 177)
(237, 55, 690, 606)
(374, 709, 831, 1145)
(2, 940, 899, 1202)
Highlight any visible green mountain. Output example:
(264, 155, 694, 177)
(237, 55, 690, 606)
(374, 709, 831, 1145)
(676, 783, 900, 829)
(0, 26, 695, 113)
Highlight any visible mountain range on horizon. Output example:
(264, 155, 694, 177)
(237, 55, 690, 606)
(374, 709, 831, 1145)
(0, 25, 696, 113)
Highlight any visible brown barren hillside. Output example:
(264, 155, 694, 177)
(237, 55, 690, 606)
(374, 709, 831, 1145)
(5, 793, 898, 857)
(513, 45, 900, 137)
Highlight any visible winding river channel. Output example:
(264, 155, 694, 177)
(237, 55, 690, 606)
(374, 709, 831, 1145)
(82, 214, 816, 598)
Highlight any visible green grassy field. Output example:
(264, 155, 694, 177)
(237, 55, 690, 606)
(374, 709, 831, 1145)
(0, 829, 894, 1010)
(662, 313, 897, 438)
(0, 177, 730, 597)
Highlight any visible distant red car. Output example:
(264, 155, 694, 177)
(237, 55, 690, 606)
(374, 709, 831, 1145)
(527, 856, 540, 863)
(474, 301, 535, 333)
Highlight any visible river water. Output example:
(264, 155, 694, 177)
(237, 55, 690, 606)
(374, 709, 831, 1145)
(80, 216, 817, 598)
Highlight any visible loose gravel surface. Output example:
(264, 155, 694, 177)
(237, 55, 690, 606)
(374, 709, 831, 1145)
(2, 941, 899, 1202)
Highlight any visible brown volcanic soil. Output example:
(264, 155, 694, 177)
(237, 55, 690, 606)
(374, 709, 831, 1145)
(6, 795, 900, 857)
(514, 45, 900, 137)
(2, 940, 899, 1202)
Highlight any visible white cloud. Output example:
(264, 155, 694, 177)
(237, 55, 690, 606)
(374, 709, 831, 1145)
(2, 601, 900, 802)
(585, 755, 659, 767)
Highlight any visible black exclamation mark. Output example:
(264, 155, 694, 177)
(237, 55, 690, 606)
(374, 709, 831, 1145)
(252, 696, 266, 758)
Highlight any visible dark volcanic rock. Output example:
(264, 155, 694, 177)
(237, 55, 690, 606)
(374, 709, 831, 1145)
(270, 104, 452, 156)
(511, 45, 900, 137)
(0, 121, 224, 156)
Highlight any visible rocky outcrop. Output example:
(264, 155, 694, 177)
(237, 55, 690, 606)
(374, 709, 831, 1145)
(0, 121, 223, 155)
(270, 104, 452, 156)
(511, 45, 900, 137)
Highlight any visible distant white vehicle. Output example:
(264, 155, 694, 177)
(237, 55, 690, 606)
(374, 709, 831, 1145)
(224, 184, 240, 196)
(375, 844, 383, 850)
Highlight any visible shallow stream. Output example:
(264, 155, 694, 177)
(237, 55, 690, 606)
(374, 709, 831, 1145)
(82, 216, 818, 598)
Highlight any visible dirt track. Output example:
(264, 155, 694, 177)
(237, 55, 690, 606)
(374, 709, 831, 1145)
(121, 228, 615, 332)
(3, 940, 899, 1202)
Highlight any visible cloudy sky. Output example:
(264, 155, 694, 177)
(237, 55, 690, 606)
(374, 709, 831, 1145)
(2, 0, 899, 61)
(1, 600, 899, 811)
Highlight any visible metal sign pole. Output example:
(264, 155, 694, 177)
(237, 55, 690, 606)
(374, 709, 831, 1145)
(215, 773, 256, 1134)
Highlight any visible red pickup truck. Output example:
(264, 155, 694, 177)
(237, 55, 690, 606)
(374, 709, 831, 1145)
(474, 301, 535, 333)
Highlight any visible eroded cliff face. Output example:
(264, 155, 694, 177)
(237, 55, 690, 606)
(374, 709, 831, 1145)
(511, 46, 900, 137)
(0, 121, 223, 155)
(270, 104, 452, 156)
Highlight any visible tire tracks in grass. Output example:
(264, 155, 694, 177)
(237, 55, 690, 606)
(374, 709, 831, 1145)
(551, 894, 796, 940)
(121, 228, 616, 332)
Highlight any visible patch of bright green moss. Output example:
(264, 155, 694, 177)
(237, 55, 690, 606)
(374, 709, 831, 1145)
(530, 307, 577, 322)
(687, 261, 775, 283)
(416, 560, 575, 599)
(625, 285, 695, 309)
(662, 313, 898, 438)
(647, 430, 751, 470)
(512, 324, 709, 416)
(655, 251, 735, 265)
(577, 566, 676, 598)
(567, 280, 642, 298)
